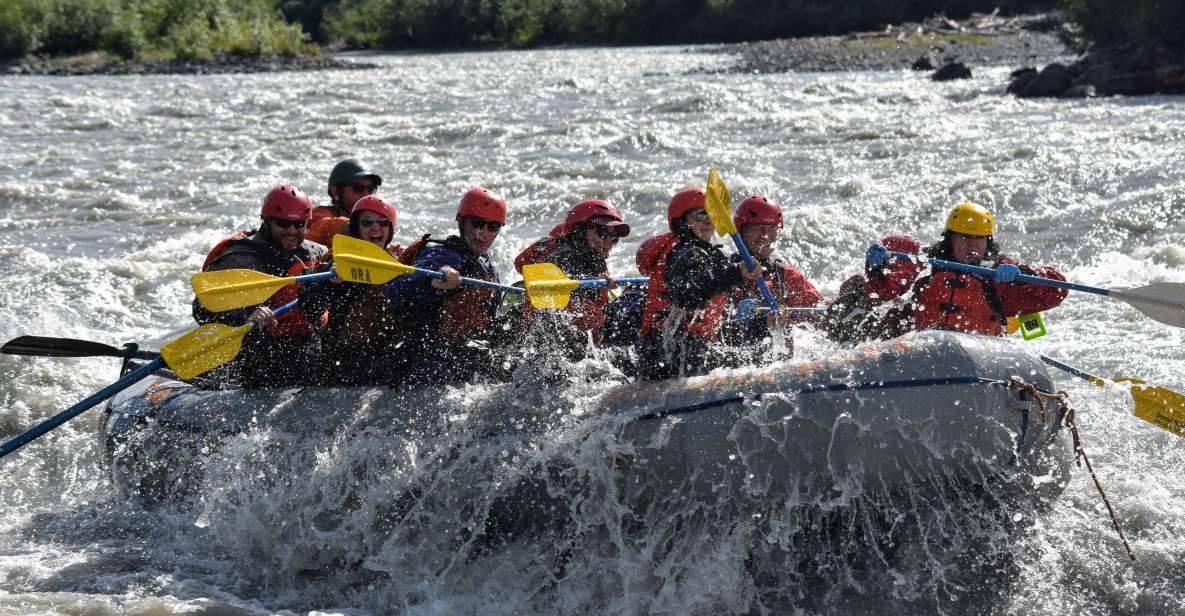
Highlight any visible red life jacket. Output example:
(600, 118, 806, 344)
(201, 231, 326, 337)
(735, 261, 824, 309)
(520, 243, 611, 343)
(910, 269, 1007, 336)
(514, 236, 562, 273)
(638, 235, 729, 342)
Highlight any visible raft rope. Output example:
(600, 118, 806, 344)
(1008, 376, 1136, 562)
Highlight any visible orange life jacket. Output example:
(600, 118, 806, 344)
(910, 269, 1007, 336)
(201, 231, 326, 337)
(638, 235, 729, 342)
(307, 214, 348, 248)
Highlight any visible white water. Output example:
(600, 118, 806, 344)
(0, 46, 1183, 615)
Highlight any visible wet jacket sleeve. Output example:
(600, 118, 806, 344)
(780, 265, 824, 308)
(191, 251, 266, 326)
(663, 243, 744, 310)
(995, 260, 1069, 316)
(382, 245, 462, 315)
(864, 258, 922, 303)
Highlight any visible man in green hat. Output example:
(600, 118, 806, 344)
(308, 158, 383, 246)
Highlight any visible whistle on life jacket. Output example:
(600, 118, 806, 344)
(1007, 312, 1048, 340)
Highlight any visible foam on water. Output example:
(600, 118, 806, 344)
(1, 46, 1183, 614)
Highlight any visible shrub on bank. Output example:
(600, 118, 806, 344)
(1061, 0, 1185, 51)
(0, 0, 314, 62)
(320, 0, 1058, 50)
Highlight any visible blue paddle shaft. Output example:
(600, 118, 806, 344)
(293, 271, 338, 284)
(0, 297, 307, 461)
(1039, 355, 1096, 382)
(0, 357, 165, 460)
(890, 252, 1110, 297)
(413, 267, 523, 294)
(732, 235, 780, 314)
(577, 277, 650, 288)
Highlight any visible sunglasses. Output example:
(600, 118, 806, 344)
(271, 219, 306, 230)
(591, 226, 620, 242)
(359, 219, 391, 229)
(688, 210, 710, 223)
(341, 182, 377, 194)
(467, 219, 502, 233)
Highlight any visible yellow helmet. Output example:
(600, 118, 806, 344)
(945, 202, 994, 236)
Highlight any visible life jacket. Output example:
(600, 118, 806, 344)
(310, 205, 349, 224)
(639, 235, 729, 342)
(402, 235, 499, 340)
(201, 230, 326, 337)
(307, 214, 348, 248)
(521, 241, 610, 342)
(335, 286, 396, 346)
(910, 269, 1007, 336)
(514, 236, 563, 273)
(732, 257, 824, 310)
(398, 234, 433, 266)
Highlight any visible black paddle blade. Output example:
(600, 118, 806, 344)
(1, 336, 157, 360)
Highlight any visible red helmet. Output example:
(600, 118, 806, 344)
(351, 195, 397, 228)
(564, 199, 631, 237)
(667, 188, 706, 230)
(636, 235, 668, 276)
(734, 195, 783, 228)
(261, 185, 312, 221)
(548, 223, 566, 238)
(457, 187, 507, 225)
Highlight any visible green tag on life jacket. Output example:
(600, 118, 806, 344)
(1017, 312, 1047, 340)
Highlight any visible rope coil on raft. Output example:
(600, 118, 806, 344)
(1008, 376, 1136, 562)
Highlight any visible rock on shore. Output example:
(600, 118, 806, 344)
(1009, 46, 1185, 98)
(718, 12, 1073, 74)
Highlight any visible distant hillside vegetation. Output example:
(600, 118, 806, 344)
(0, 0, 313, 62)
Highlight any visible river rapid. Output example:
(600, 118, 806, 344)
(0, 46, 1182, 615)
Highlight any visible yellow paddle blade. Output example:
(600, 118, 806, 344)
(160, 323, 251, 381)
(332, 235, 413, 285)
(1106, 377, 1185, 438)
(192, 269, 291, 312)
(704, 167, 737, 236)
(1131, 385, 1185, 437)
(523, 263, 580, 309)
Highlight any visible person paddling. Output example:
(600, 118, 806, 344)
(721, 195, 823, 362)
(824, 202, 1069, 343)
(307, 159, 383, 247)
(193, 185, 327, 387)
(520, 200, 632, 364)
(383, 187, 508, 387)
(636, 188, 762, 380)
(299, 195, 401, 385)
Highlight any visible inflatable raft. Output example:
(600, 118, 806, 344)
(102, 330, 1074, 510)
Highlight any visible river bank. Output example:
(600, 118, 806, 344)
(2, 50, 376, 76)
(717, 12, 1075, 74)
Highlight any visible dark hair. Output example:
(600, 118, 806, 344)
(348, 209, 393, 246)
(925, 231, 1003, 262)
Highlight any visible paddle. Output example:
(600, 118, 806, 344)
(732, 298, 826, 321)
(0, 300, 299, 461)
(889, 250, 1185, 328)
(522, 263, 648, 309)
(704, 168, 780, 314)
(2, 336, 158, 360)
(1040, 355, 1185, 438)
(331, 235, 524, 294)
(192, 269, 336, 312)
